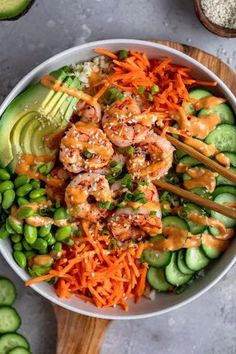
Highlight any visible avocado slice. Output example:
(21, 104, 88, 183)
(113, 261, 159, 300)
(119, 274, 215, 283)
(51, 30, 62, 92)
(0, 0, 34, 20)
(0, 67, 81, 171)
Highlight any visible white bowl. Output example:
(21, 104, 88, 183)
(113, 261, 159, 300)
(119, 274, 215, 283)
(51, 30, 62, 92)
(0, 39, 235, 320)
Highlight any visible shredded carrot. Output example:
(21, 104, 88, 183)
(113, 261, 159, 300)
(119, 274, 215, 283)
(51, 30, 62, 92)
(95, 48, 118, 59)
(25, 221, 148, 311)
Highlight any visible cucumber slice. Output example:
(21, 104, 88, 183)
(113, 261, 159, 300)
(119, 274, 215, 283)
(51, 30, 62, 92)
(190, 187, 212, 199)
(198, 103, 235, 125)
(147, 267, 172, 292)
(141, 249, 171, 267)
(162, 216, 189, 230)
(177, 250, 195, 275)
(184, 88, 212, 115)
(165, 253, 192, 286)
(0, 278, 16, 306)
(178, 155, 200, 168)
(185, 247, 210, 271)
(0, 334, 29, 354)
(211, 193, 236, 228)
(212, 186, 236, 198)
(179, 202, 207, 234)
(0, 307, 21, 334)
(223, 152, 236, 167)
(205, 124, 236, 153)
(8, 347, 31, 354)
(216, 167, 236, 186)
(175, 150, 186, 160)
(7, 347, 31, 354)
(0, 0, 33, 20)
(201, 244, 221, 259)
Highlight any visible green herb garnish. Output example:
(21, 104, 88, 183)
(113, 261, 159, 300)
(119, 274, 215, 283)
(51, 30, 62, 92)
(138, 86, 145, 95)
(118, 49, 128, 60)
(151, 84, 159, 95)
(150, 210, 157, 216)
(103, 87, 124, 105)
(120, 174, 134, 189)
(83, 150, 94, 159)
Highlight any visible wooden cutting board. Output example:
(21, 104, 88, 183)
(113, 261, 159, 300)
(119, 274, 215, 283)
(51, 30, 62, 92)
(54, 40, 236, 354)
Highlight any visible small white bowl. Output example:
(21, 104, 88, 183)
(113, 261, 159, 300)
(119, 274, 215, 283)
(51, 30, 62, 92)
(0, 39, 236, 320)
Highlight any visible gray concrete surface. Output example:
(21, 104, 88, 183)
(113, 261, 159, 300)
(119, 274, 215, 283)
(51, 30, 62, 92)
(0, 0, 236, 353)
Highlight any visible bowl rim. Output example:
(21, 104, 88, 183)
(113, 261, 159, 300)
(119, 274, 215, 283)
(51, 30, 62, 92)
(1, 38, 236, 320)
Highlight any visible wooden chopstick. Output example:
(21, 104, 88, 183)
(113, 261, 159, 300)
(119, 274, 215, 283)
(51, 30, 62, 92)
(155, 179, 236, 220)
(166, 134, 236, 184)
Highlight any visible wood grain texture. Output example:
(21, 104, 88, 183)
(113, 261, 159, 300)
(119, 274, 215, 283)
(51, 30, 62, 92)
(55, 40, 236, 354)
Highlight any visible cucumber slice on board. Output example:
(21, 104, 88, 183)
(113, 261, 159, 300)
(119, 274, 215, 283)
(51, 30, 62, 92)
(216, 167, 236, 186)
(179, 202, 207, 234)
(147, 267, 172, 292)
(165, 252, 192, 286)
(198, 103, 235, 125)
(211, 193, 236, 228)
(0, 307, 21, 334)
(0, 278, 16, 306)
(205, 124, 236, 153)
(0, 334, 29, 354)
(222, 152, 236, 167)
(177, 250, 195, 275)
(185, 247, 210, 271)
(141, 249, 171, 267)
(212, 186, 236, 198)
(8, 348, 31, 354)
(162, 216, 189, 230)
(184, 88, 212, 115)
(201, 244, 221, 259)
(0, 0, 33, 20)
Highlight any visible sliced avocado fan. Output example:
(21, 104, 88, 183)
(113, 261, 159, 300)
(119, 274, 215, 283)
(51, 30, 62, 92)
(0, 0, 34, 20)
(0, 67, 81, 172)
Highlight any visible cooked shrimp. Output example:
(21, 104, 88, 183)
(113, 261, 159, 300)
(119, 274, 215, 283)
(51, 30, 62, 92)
(127, 131, 174, 180)
(102, 97, 158, 147)
(65, 173, 113, 222)
(60, 121, 114, 173)
(108, 182, 162, 241)
(75, 100, 101, 124)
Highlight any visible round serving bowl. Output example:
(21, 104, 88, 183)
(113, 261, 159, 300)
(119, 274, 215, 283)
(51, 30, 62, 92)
(0, 39, 236, 320)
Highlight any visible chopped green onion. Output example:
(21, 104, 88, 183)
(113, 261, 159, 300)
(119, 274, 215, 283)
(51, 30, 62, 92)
(103, 87, 124, 105)
(132, 190, 147, 204)
(120, 174, 133, 188)
(124, 146, 134, 155)
(98, 201, 115, 210)
(151, 84, 159, 95)
(148, 93, 154, 102)
(137, 180, 148, 186)
(150, 210, 157, 216)
(108, 238, 118, 250)
(108, 161, 123, 177)
(118, 49, 128, 60)
(83, 150, 94, 159)
(138, 86, 145, 95)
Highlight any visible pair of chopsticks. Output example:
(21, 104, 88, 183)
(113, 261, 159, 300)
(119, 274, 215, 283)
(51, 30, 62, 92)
(155, 134, 236, 220)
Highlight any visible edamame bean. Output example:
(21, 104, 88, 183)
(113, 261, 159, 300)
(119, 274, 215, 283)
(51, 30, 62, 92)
(7, 215, 23, 234)
(38, 224, 52, 237)
(25, 250, 36, 259)
(13, 251, 26, 268)
(5, 219, 16, 234)
(30, 180, 41, 189)
(24, 224, 37, 244)
(0, 168, 10, 181)
(62, 238, 74, 246)
(17, 197, 29, 206)
(53, 207, 68, 220)
(2, 189, 15, 209)
(16, 183, 33, 197)
(32, 196, 47, 203)
(22, 240, 32, 251)
(11, 234, 22, 243)
(38, 248, 48, 255)
(0, 180, 14, 193)
(29, 188, 46, 199)
(13, 242, 23, 251)
(14, 175, 30, 188)
(0, 225, 9, 239)
(17, 206, 35, 219)
(55, 225, 72, 241)
(47, 235, 56, 246)
(32, 238, 48, 250)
